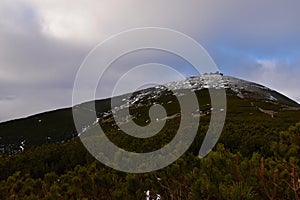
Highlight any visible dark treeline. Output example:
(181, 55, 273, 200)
(0, 120, 299, 199)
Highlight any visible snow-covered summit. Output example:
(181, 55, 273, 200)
(106, 73, 298, 116)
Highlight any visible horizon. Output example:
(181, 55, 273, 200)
(0, 73, 298, 123)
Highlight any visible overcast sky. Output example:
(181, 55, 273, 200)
(0, 0, 300, 122)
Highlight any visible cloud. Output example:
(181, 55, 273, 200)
(244, 59, 300, 103)
(0, 0, 300, 122)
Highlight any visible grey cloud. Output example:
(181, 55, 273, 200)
(1, 0, 300, 122)
(0, 95, 16, 101)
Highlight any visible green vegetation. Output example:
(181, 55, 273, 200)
(0, 121, 299, 199)
(0, 89, 299, 199)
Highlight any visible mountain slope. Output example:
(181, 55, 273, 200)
(0, 74, 299, 154)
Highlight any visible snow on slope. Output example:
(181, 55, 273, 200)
(107, 73, 299, 115)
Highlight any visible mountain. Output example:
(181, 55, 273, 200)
(167, 74, 299, 107)
(0, 74, 299, 154)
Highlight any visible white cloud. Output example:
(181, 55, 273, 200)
(239, 59, 300, 103)
(257, 60, 277, 70)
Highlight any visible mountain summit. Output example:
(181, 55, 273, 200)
(0, 74, 299, 154)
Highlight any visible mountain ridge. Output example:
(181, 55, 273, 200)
(0, 74, 299, 154)
(1, 74, 298, 124)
